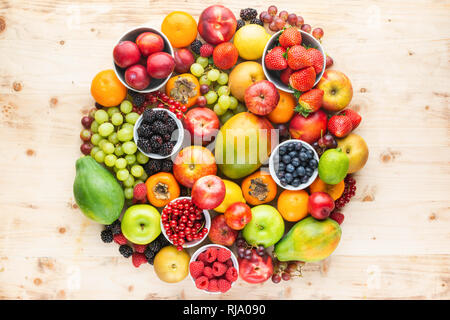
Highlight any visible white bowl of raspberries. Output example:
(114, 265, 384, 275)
(189, 244, 239, 294)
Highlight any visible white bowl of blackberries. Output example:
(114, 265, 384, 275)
(134, 108, 184, 159)
(269, 139, 319, 190)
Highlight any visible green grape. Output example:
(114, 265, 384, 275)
(98, 122, 114, 137)
(205, 91, 218, 105)
(115, 158, 127, 169)
(122, 141, 137, 154)
(102, 142, 115, 154)
(120, 100, 133, 114)
(125, 154, 136, 165)
(115, 145, 124, 156)
(229, 96, 238, 110)
(220, 110, 234, 124)
(136, 151, 149, 164)
(113, 166, 120, 173)
(207, 69, 220, 82)
(111, 113, 124, 126)
(108, 132, 119, 144)
(116, 169, 129, 181)
(123, 175, 135, 188)
(107, 107, 120, 117)
(134, 179, 144, 187)
(213, 103, 227, 116)
(94, 109, 109, 124)
(94, 150, 105, 163)
(217, 85, 230, 96)
(196, 56, 209, 68)
(190, 63, 204, 77)
(140, 171, 148, 181)
(90, 146, 100, 157)
(104, 154, 117, 167)
(218, 95, 231, 109)
(91, 133, 102, 145)
(130, 165, 144, 178)
(90, 121, 99, 133)
(121, 123, 134, 131)
(234, 103, 247, 114)
(199, 74, 211, 85)
(117, 127, 133, 142)
(124, 187, 134, 200)
(125, 112, 140, 125)
(217, 72, 229, 85)
(98, 139, 108, 149)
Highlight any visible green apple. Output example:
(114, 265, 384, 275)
(318, 148, 349, 184)
(242, 205, 285, 248)
(121, 204, 161, 244)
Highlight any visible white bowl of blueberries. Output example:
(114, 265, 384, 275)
(269, 139, 319, 190)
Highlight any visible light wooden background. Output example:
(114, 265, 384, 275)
(0, 0, 449, 300)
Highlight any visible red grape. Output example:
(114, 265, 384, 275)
(296, 16, 304, 27)
(312, 27, 324, 40)
(269, 21, 278, 32)
(278, 10, 289, 21)
(287, 14, 298, 26)
(301, 24, 311, 33)
(261, 12, 273, 23)
(268, 5, 277, 16)
(200, 84, 209, 95)
(326, 55, 334, 68)
(81, 116, 94, 129)
(281, 272, 291, 281)
(272, 274, 281, 284)
(274, 17, 286, 30)
(80, 142, 93, 155)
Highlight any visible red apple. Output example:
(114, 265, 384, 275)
(208, 214, 238, 246)
(125, 64, 150, 90)
(173, 146, 217, 188)
(289, 109, 328, 144)
(174, 48, 195, 73)
(146, 52, 175, 79)
(113, 41, 141, 68)
(136, 32, 164, 57)
(244, 80, 280, 116)
(191, 175, 226, 210)
(198, 5, 237, 45)
(224, 202, 252, 230)
(308, 192, 335, 220)
(183, 107, 220, 146)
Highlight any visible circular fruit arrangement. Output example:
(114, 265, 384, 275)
(73, 5, 369, 293)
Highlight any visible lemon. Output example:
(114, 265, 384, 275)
(233, 25, 271, 60)
(214, 180, 246, 213)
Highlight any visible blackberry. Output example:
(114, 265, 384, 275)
(147, 240, 162, 253)
(159, 142, 174, 156)
(147, 256, 155, 265)
(108, 220, 121, 235)
(133, 94, 146, 107)
(137, 138, 152, 154)
(166, 118, 177, 132)
(100, 229, 113, 243)
(144, 159, 161, 176)
(236, 19, 245, 30)
(144, 247, 156, 260)
(250, 18, 263, 26)
(155, 110, 169, 121)
(240, 8, 257, 21)
(143, 109, 156, 124)
(150, 120, 168, 135)
(95, 102, 105, 109)
(160, 159, 173, 172)
(162, 133, 171, 142)
(119, 245, 133, 258)
(150, 135, 164, 150)
(137, 123, 153, 138)
(190, 39, 202, 55)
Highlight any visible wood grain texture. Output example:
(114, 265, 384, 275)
(0, 0, 449, 300)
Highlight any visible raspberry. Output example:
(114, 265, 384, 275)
(133, 183, 147, 201)
(195, 276, 209, 290)
(205, 247, 217, 263)
(330, 211, 345, 225)
(189, 261, 204, 279)
(212, 262, 227, 277)
(207, 279, 219, 292)
(197, 252, 208, 263)
(113, 233, 128, 245)
(200, 44, 214, 57)
(132, 252, 147, 268)
(218, 279, 231, 293)
(203, 266, 213, 279)
(217, 248, 231, 262)
(133, 244, 147, 253)
(225, 267, 238, 282)
(100, 229, 113, 243)
(226, 259, 233, 267)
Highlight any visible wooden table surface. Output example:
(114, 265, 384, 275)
(0, 0, 449, 300)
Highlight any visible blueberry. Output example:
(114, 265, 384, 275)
(296, 166, 306, 176)
(301, 176, 309, 183)
(287, 143, 295, 151)
(309, 159, 318, 169)
(277, 171, 285, 178)
(285, 173, 293, 183)
(292, 178, 300, 187)
(301, 146, 308, 153)
(291, 157, 300, 167)
(295, 143, 302, 151)
(282, 155, 291, 164)
(286, 164, 295, 173)
(305, 167, 313, 176)
(288, 151, 297, 158)
(280, 178, 287, 186)
(300, 152, 308, 161)
(307, 150, 314, 159)
(293, 170, 299, 177)
(278, 162, 286, 171)
(279, 146, 287, 155)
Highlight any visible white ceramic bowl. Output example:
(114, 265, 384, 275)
(133, 108, 184, 159)
(269, 139, 319, 190)
(113, 26, 174, 93)
(262, 29, 326, 93)
(189, 244, 239, 294)
(159, 197, 211, 248)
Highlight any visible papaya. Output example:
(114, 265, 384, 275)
(274, 217, 341, 262)
(73, 156, 124, 224)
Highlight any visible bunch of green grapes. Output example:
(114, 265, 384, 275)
(89, 100, 149, 200)
(189, 57, 246, 124)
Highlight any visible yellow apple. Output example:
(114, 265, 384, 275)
(229, 61, 266, 101)
(153, 246, 190, 283)
(317, 70, 353, 112)
(336, 133, 369, 173)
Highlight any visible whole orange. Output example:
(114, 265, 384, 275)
(267, 90, 296, 123)
(277, 189, 309, 222)
(309, 177, 345, 200)
(90, 70, 127, 107)
(161, 11, 197, 48)
(213, 42, 239, 70)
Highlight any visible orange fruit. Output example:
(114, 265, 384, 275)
(90, 70, 127, 107)
(309, 177, 345, 200)
(267, 90, 296, 123)
(277, 189, 309, 222)
(161, 11, 197, 48)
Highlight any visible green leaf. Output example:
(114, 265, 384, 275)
(294, 104, 312, 117)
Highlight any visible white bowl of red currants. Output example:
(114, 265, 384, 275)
(160, 197, 211, 249)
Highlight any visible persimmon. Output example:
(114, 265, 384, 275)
(277, 189, 309, 222)
(241, 171, 277, 205)
(309, 176, 345, 200)
(165, 73, 200, 108)
(145, 172, 180, 207)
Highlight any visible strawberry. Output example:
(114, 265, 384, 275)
(289, 66, 316, 92)
(207, 279, 219, 292)
(264, 46, 287, 70)
(217, 279, 231, 293)
(195, 276, 209, 290)
(287, 45, 312, 70)
(213, 42, 239, 70)
(339, 108, 361, 130)
(216, 248, 232, 263)
(307, 48, 324, 74)
(330, 211, 344, 225)
(189, 261, 204, 279)
(280, 67, 294, 85)
(328, 115, 353, 138)
(295, 89, 324, 115)
(279, 27, 302, 48)
(133, 183, 147, 201)
(131, 252, 147, 268)
(225, 267, 238, 282)
(212, 261, 227, 277)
